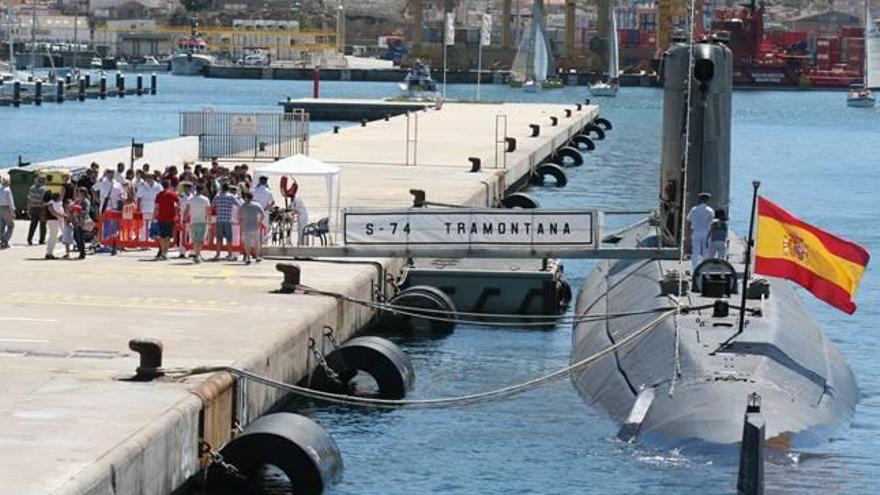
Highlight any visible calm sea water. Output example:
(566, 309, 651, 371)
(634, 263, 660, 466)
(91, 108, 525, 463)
(2, 76, 877, 494)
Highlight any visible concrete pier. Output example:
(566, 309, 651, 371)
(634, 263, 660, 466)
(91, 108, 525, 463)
(0, 101, 598, 494)
(280, 97, 434, 121)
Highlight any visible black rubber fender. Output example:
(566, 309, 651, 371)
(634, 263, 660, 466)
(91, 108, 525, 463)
(310, 336, 414, 399)
(555, 146, 584, 167)
(382, 285, 457, 336)
(501, 192, 541, 209)
(583, 123, 606, 140)
(594, 117, 613, 130)
(531, 162, 568, 187)
(571, 134, 595, 151)
(557, 278, 573, 310)
(207, 413, 342, 495)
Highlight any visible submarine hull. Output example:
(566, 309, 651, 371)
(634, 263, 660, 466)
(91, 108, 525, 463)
(571, 229, 858, 450)
(571, 41, 857, 451)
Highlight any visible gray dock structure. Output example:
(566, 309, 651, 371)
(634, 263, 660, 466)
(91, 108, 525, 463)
(0, 101, 599, 494)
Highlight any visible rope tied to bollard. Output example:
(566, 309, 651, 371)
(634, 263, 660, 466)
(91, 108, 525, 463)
(159, 310, 675, 410)
(294, 283, 709, 328)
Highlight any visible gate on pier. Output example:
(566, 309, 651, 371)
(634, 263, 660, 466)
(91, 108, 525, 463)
(180, 110, 310, 161)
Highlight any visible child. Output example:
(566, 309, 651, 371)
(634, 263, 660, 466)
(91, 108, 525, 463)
(61, 199, 74, 258)
(706, 209, 729, 260)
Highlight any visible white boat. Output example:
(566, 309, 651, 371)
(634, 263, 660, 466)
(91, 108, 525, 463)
(122, 55, 168, 72)
(509, 0, 554, 90)
(847, 0, 877, 108)
(170, 36, 214, 76)
(589, 8, 620, 97)
(397, 59, 440, 98)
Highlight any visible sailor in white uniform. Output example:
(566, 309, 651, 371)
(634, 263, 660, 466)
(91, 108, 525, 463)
(686, 192, 715, 270)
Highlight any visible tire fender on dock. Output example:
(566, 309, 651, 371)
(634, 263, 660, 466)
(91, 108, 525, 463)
(501, 192, 541, 209)
(207, 413, 342, 495)
(530, 163, 568, 187)
(381, 285, 458, 336)
(571, 134, 596, 152)
(310, 336, 415, 399)
(554, 146, 584, 167)
(583, 123, 606, 141)
(594, 117, 613, 130)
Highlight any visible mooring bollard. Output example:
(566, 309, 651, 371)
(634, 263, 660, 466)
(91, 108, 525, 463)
(276, 263, 301, 293)
(150, 73, 157, 95)
(99, 76, 107, 99)
(737, 393, 765, 495)
(136, 74, 143, 96)
(85, 73, 91, 87)
(65, 73, 72, 85)
(78, 77, 86, 102)
(128, 338, 165, 381)
(117, 73, 125, 97)
(56, 79, 64, 103)
(34, 80, 41, 106)
(12, 80, 21, 107)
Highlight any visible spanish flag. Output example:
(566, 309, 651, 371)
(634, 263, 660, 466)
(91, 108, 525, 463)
(755, 197, 870, 314)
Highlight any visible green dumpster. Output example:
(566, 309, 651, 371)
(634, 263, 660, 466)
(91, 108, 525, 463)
(8, 168, 35, 219)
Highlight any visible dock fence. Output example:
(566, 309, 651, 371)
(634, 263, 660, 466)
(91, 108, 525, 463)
(180, 110, 310, 161)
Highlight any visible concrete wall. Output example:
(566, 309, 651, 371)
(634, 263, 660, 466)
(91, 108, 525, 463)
(32, 136, 199, 172)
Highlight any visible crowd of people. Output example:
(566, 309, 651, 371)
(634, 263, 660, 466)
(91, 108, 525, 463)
(0, 159, 308, 264)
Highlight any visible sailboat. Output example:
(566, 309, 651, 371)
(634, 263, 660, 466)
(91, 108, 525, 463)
(847, 1, 877, 107)
(589, 8, 620, 96)
(509, 0, 558, 91)
(0, 5, 42, 98)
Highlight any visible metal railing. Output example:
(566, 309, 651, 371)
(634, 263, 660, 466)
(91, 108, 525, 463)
(180, 110, 309, 161)
(494, 114, 508, 169)
(405, 111, 419, 166)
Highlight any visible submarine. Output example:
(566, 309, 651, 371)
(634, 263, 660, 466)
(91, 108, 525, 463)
(570, 41, 858, 450)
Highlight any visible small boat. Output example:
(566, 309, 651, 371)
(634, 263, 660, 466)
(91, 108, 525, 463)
(122, 56, 168, 72)
(509, 0, 555, 91)
(589, 9, 620, 97)
(89, 57, 102, 69)
(847, 0, 877, 108)
(397, 60, 439, 98)
(170, 34, 215, 76)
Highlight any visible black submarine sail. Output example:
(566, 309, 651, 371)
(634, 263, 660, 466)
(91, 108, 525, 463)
(570, 40, 857, 449)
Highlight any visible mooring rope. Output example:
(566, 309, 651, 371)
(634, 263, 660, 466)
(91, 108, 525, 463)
(160, 310, 675, 409)
(670, 0, 701, 399)
(294, 284, 708, 328)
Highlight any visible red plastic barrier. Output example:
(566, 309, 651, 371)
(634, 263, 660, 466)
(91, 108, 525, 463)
(98, 210, 265, 254)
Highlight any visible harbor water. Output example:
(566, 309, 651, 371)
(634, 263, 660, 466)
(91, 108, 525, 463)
(1, 77, 877, 494)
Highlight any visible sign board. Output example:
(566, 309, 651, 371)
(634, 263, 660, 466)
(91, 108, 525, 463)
(131, 142, 144, 159)
(343, 209, 597, 248)
(230, 115, 258, 136)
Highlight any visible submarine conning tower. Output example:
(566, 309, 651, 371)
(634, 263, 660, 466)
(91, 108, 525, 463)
(659, 41, 733, 245)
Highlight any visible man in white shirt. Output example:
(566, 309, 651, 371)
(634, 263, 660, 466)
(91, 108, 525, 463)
(0, 178, 15, 249)
(184, 186, 211, 263)
(177, 182, 194, 258)
(252, 176, 275, 244)
(686, 192, 715, 270)
(45, 192, 65, 259)
(94, 170, 126, 213)
(136, 174, 162, 239)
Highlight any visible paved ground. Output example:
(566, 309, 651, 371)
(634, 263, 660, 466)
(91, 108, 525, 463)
(0, 101, 595, 495)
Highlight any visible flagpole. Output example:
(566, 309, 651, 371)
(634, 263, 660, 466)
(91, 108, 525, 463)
(736, 180, 761, 337)
(443, 11, 450, 99)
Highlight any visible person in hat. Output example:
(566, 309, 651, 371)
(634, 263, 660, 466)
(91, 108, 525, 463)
(686, 192, 715, 270)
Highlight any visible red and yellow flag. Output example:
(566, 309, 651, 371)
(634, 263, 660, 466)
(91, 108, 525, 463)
(755, 197, 870, 314)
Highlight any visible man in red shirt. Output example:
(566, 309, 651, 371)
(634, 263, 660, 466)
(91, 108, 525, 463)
(154, 180, 179, 260)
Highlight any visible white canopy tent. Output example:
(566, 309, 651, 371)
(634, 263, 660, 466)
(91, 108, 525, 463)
(255, 155, 342, 230)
